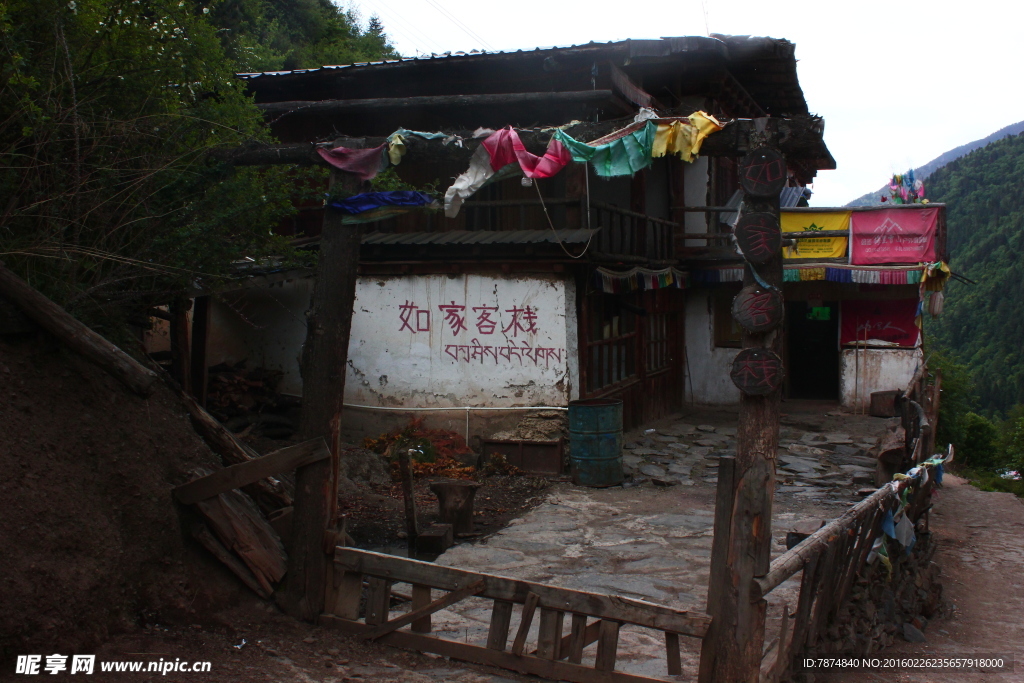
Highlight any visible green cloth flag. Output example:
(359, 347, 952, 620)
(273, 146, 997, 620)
(553, 121, 656, 177)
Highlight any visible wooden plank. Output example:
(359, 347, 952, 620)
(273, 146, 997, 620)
(412, 585, 432, 633)
(487, 600, 514, 651)
(595, 620, 620, 672)
(0, 260, 158, 396)
(174, 438, 329, 504)
(365, 577, 392, 625)
(195, 489, 287, 592)
(770, 604, 792, 683)
(330, 571, 362, 620)
(786, 554, 820, 672)
(804, 541, 838, 649)
(565, 614, 592, 664)
(697, 455, 736, 683)
(191, 522, 270, 599)
(258, 91, 619, 117)
(511, 592, 540, 656)
(321, 614, 669, 683)
(665, 632, 682, 676)
(537, 609, 564, 660)
(364, 579, 485, 640)
(334, 548, 710, 637)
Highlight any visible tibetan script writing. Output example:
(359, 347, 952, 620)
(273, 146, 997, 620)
(444, 339, 564, 367)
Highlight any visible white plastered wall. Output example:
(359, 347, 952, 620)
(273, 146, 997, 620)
(839, 347, 923, 412)
(683, 290, 741, 405)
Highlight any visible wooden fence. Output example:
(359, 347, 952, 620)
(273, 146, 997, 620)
(321, 547, 710, 683)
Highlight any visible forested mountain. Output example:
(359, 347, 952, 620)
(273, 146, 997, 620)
(848, 120, 1024, 207)
(925, 132, 1024, 415)
(210, 0, 399, 72)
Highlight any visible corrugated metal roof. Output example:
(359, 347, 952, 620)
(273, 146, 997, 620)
(237, 37, 732, 81)
(362, 229, 596, 246)
(237, 40, 629, 80)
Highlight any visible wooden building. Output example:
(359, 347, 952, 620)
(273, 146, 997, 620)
(182, 35, 878, 438)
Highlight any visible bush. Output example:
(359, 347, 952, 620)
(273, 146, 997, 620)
(958, 412, 1001, 469)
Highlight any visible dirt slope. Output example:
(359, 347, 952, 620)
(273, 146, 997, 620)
(0, 334, 241, 662)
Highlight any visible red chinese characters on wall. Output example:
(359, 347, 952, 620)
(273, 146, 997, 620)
(397, 298, 564, 366)
(840, 299, 920, 347)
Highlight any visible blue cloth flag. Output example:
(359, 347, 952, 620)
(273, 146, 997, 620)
(328, 191, 434, 215)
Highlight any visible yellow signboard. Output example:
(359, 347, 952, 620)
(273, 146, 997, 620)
(781, 211, 851, 259)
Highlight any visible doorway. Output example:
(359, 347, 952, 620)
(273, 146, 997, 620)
(785, 300, 840, 400)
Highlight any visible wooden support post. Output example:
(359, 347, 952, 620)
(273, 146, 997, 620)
(365, 576, 392, 625)
(398, 448, 420, 552)
(488, 600, 514, 651)
(282, 165, 364, 621)
(537, 608, 564, 660)
(190, 295, 211, 407)
(665, 632, 682, 676)
(699, 122, 784, 683)
(511, 592, 540, 656)
(169, 299, 192, 394)
(595, 619, 621, 672)
(411, 585, 433, 633)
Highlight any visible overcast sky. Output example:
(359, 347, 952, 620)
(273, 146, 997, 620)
(348, 0, 1023, 206)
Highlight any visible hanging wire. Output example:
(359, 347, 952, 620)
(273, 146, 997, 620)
(533, 177, 593, 260)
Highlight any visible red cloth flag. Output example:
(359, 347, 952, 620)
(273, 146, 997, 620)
(482, 128, 572, 178)
(840, 299, 920, 347)
(850, 208, 938, 265)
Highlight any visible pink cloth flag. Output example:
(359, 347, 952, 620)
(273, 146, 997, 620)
(482, 127, 572, 178)
(850, 208, 938, 265)
(316, 144, 388, 181)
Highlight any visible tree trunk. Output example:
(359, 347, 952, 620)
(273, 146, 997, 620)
(280, 167, 364, 621)
(0, 260, 158, 396)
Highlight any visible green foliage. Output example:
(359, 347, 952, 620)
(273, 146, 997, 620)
(924, 132, 1024, 414)
(0, 0, 396, 331)
(959, 412, 1000, 469)
(1003, 410, 1024, 471)
(959, 467, 1024, 497)
(208, 0, 398, 72)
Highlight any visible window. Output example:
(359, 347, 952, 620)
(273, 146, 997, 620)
(584, 294, 638, 394)
(713, 288, 742, 348)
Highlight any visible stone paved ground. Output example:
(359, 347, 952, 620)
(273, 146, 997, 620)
(383, 404, 898, 681)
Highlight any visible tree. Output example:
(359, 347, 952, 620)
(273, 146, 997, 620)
(0, 0, 301, 329)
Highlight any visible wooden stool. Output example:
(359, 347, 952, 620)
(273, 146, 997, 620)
(429, 479, 482, 535)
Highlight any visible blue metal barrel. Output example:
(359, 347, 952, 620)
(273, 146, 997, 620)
(569, 399, 624, 487)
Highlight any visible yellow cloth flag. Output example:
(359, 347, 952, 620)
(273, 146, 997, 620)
(781, 210, 851, 259)
(652, 111, 723, 162)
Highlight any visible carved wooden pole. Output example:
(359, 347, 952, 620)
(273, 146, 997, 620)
(700, 120, 785, 683)
(280, 164, 364, 621)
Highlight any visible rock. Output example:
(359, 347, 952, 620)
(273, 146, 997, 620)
(696, 424, 717, 433)
(622, 454, 643, 469)
(833, 444, 864, 457)
(902, 622, 927, 643)
(623, 442, 638, 450)
(788, 444, 828, 457)
(662, 424, 695, 436)
(689, 446, 712, 458)
(718, 427, 738, 436)
(694, 439, 721, 447)
(666, 442, 689, 452)
(651, 477, 680, 487)
(639, 464, 665, 478)
(800, 433, 829, 444)
(825, 432, 853, 444)
(852, 472, 875, 485)
(651, 435, 678, 443)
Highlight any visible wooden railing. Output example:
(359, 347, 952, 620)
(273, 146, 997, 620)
(752, 482, 899, 682)
(321, 547, 710, 683)
(457, 197, 679, 262)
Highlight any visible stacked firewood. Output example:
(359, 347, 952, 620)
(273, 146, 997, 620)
(206, 363, 299, 437)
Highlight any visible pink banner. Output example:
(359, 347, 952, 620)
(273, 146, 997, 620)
(850, 208, 938, 265)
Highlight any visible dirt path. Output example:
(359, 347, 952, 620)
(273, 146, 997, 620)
(823, 475, 1024, 683)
